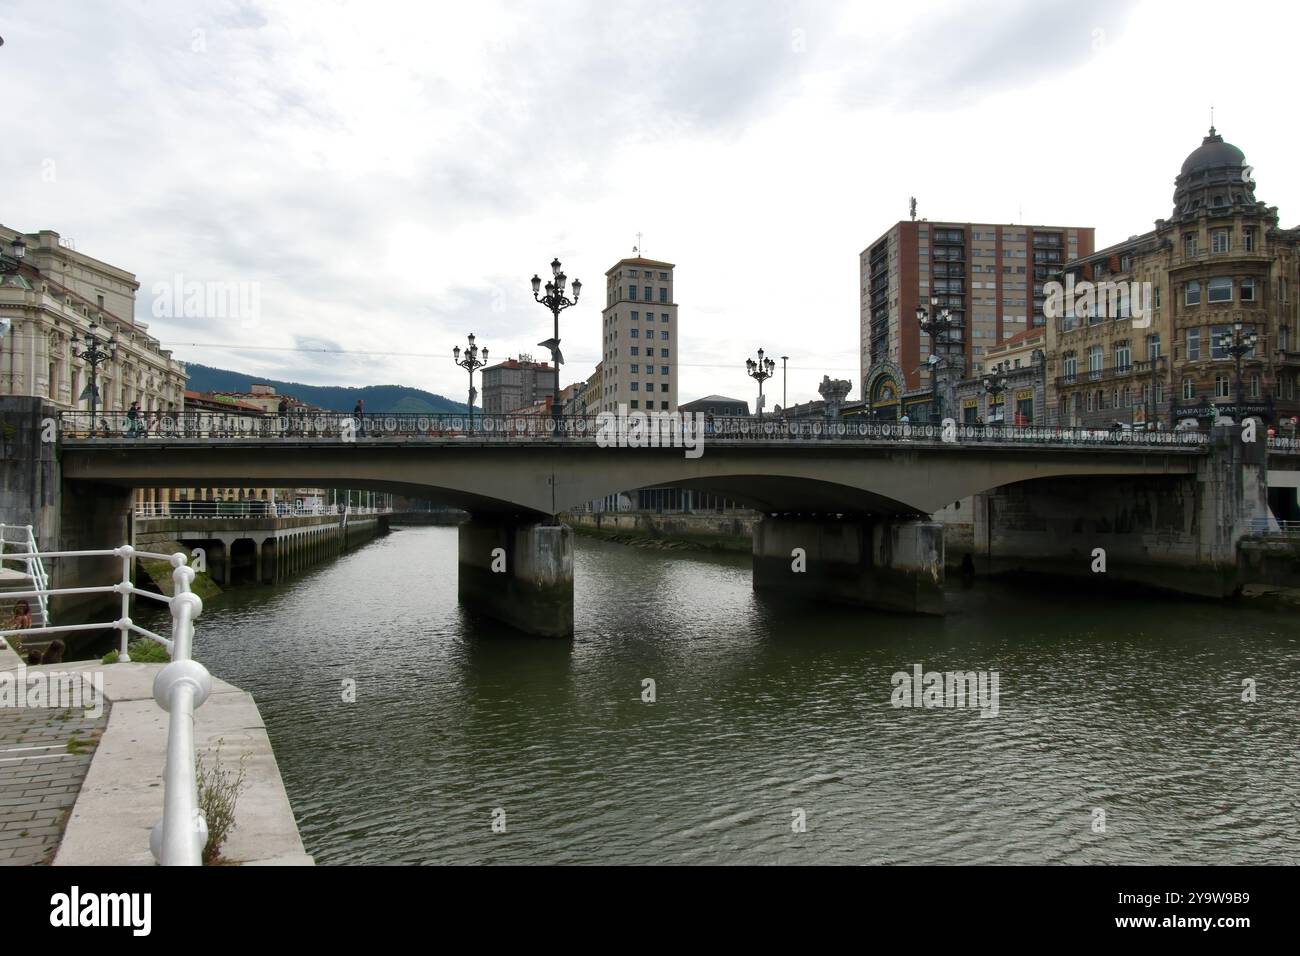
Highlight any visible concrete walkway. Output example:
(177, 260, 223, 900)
(1, 642, 312, 865)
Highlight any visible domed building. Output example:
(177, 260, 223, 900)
(1046, 128, 1300, 434)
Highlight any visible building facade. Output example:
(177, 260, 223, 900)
(599, 256, 678, 413)
(0, 227, 186, 417)
(859, 219, 1094, 421)
(481, 353, 553, 415)
(953, 326, 1048, 425)
(1047, 128, 1300, 429)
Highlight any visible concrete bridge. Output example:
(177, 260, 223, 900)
(1, 400, 1286, 635)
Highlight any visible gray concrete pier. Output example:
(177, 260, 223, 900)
(458, 517, 575, 637)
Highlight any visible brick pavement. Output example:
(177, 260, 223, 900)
(0, 700, 108, 865)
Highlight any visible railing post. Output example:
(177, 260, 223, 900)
(118, 545, 133, 661)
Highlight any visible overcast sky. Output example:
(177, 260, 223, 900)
(5, 0, 1298, 406)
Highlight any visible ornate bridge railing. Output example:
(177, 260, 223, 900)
(55, 411, 1216, 448)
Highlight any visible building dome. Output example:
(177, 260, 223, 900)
(1171, 127, 1255, 221)
(1179, 127, 1246, 176)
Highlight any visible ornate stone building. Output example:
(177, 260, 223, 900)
(1048, 129, 1300, 429)
(0, 227, 186, 417)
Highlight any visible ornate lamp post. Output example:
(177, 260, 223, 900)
(1215, 322, 1258, 411)
(452, 333, 489, 431)
(982, 360, 1010, 425)
(917, 296, 963, 423)
(0, 234, 25, 275)
(72, 319, 117, 433)
(531, 258, 580, 434)
(746, 348, 776, 424)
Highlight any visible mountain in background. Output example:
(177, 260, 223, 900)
(184, 364, 469, 414)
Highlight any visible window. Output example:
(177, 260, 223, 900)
(1250, 374, 1260, 399)
(1185, 281, 1201, 305)
(658, 272, 668, 281)
(1281, 326, 1290, 352)
(1154, 286, 1161, 308)
(629, 400, 639, 409)
(1115, 343, 1132, 370)
(1244, 229, 1256, 252)
(660, 349, 669, 358)
(1210, 326, 1231, 359)
(1086, 392, 1094, 412)
(660, 313, 669, 323)
(1183, 379, 1194, 400)
(1147, 333, 1161, 360)
(643, 287, 651, 301)
(630, 311, 638, 321)
(659, 288, 667, 303)
(1214, 374, 1229, 398)
(660, 384, 669, 393)
(630, 347, 639, 356)
(630, 364, 639, 374)
(1087, 345, 1103, 375)
(1208, 277, 1232, 303)
(628, 286, 637, 300)
(630, 382, 639, 391)
(646, 365, 653, 374)
(630, 328, 639, 338)
(660, 366, 669, 375)
(1240, 278, 1256, 302)
(1063, 352, 1077, 378)
(1187, 328, 1201, 360)
(660, 331, 669, 340)
(1184, 234, 1198, 258)
(1211, 230, 1230, 254)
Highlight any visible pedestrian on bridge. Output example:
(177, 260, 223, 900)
(354, 399, 366, 437)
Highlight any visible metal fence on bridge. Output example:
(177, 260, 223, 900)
(54, 411, 1226, 448)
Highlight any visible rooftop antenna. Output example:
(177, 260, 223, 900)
(635, 231, 643, 257)
(1209, 104, 1215, 134)
(909, 196, 917, 221)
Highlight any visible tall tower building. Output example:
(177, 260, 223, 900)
(599, 256, 678, 412)
(859, 220, 1095, 415)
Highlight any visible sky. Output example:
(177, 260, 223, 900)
(4, 0, 1299, 406)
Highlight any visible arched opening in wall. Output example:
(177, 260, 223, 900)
(228, 537, 259, 585)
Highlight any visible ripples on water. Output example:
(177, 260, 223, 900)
(176, 526, 1300, 865)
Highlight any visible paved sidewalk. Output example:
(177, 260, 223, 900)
(0, 700, 107, 866)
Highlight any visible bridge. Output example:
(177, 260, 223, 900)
(2, 400, 1289, 635)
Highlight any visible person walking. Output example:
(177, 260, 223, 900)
(127, 401, 142, 438)
(353, 399, 366, 437)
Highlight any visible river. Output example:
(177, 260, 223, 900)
(170, 526, 1299, 864)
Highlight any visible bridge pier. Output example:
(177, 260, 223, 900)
(458, 516, 574, 637)
(752, 515, 944, 615)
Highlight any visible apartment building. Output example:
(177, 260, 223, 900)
(481, 353, 553, 415)
(859, 219, 1094, 421)
(599, 256, 678, 413)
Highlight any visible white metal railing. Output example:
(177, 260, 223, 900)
(0, 543, 212, 866)
(1248, 517, 1300, 536)
(133, 501, 389, 519)
(0, 523, 52, 628)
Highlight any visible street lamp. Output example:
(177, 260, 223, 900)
(781, 355, 789, 409)
(982, 360, 1009, 425)
(452, 333, 489, 430)
(1, 234, 26, 275)
(531, 257, 580, 434)
(72, 319, 117, 433)
(746, 348, 776, 424)
(917, 296, 963, 423)
(1215, 322, 1258, 411)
